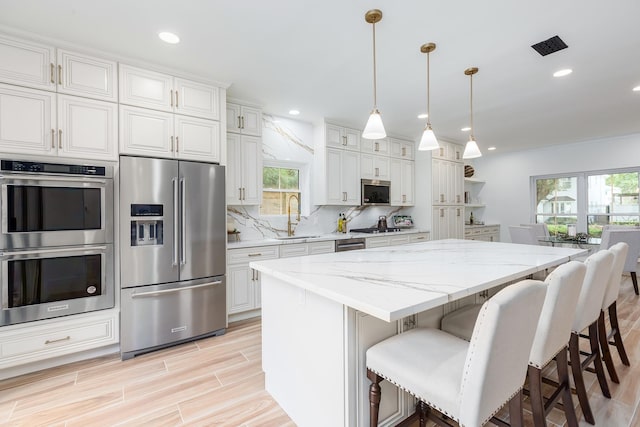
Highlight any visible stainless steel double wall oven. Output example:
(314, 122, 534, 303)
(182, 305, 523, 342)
(0, 159, 114, 326)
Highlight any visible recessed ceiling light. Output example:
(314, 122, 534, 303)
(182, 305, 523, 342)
(553, 68, 572, 77)
(158, 32, 180, 44)
(461, 127, 471, 132)
(417, 113, 428, 119)
(633, 85, 640, 92)
(487, 146, 496, 151)
(288, 109, 300, 116)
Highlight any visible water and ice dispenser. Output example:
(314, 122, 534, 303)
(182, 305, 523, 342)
(130, 204, 164, 246)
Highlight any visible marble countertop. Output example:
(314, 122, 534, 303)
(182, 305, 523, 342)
(227, 228, 429, 249)
(250, 239, 586, 322)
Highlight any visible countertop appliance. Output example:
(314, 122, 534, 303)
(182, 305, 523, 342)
(0, 159, 114, 326)
(361, 179, 390, 206)
(391, 215, 414, 228)
(119, 156, 226, 360)
(335, 238, 366, 252)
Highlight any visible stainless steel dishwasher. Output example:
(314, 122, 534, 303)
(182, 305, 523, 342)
(335, 237, 366, 252)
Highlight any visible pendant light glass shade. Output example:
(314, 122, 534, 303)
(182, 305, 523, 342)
(362, 10, 386, 140)
(418, 43, 439, 151)
(462, 67, 482, 159)
(363, 109, 386, 139)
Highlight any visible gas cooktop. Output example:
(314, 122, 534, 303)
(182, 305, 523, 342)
(350, 227, 403, 234)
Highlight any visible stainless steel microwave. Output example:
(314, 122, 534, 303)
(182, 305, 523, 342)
(361, 179, 390, 206)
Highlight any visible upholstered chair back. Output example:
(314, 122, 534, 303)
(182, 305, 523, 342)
(458, 279, 547, 427)
(572, 250, 614, 333)
(601, 242, 629, 310)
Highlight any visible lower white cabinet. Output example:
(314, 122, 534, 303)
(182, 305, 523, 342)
(432, 206, 464, 240)
(0, 310, 118, 371)
(464, 225, 500, 242)
(227, 246, 279, 319)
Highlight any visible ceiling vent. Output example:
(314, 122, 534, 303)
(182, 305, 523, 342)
(531, 35, 568, 56)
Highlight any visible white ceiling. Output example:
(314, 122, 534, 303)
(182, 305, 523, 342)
(1, 0, 639, 153)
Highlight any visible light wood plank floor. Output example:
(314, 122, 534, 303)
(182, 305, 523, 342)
(1, 276, 640, 426)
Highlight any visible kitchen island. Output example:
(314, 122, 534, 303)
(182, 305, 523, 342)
(250, 239, 586, 427)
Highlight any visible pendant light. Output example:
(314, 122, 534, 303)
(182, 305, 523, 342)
(362, 9, 386, 140)
(463, 67, 482, 159)
(418, 43, 439, 151)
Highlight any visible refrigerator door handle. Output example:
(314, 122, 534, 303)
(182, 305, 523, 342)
(131, 281, 222, 298)
(180, 177, 186, 265)
(172, 178, 179, 266)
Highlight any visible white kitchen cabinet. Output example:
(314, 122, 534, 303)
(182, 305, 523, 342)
(323, 148, 360, 205)
(120, 105, 220, 162)
(361, 153, 390, 181)
(360, 137, 389, 155)
(227, 246, 279, 321)
(365, 234, 411, 249)
(0, 83, 55, 155)
(432, 159, 464, 206)
(57, 95, 117, 160)
(226, 102, 262, 136)
(280, 241, 336, 258)
(0, 33, 56, 91)
(464, 225, 500, 242)
(409, 232, 429, 243)
(57, 49, 117, 102)
(226, 133, 261, 205)
(119, 64, 220, 121)
(432, 140, 463, 162)
(325, 123, 360, 151)
(432, 206, 464, 240)
(0, 310, 118, 371)
(389, 138, 415, 160)
(390, 158, 414, 206)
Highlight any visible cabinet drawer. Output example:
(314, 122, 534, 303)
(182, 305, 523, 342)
(308, 240, 335, 254)
(486, 226, 500, 235)
(280, 243, 309, 258)
(366, 236, 390, 248)
(1, 314, 116, 359)
(409, 233, 429, 243)
(228, 246, 279, 265)
(388, 235, 411, 246)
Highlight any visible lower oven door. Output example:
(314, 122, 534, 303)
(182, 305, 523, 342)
(0, 244, 114, 326)
(120, 276, 226, 359)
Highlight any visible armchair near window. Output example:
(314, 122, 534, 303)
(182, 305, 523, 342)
(600, 228, 640, 295)
(509, 225, 540, 246)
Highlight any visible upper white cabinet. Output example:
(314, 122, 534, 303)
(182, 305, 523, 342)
(361, 138, 389, 155)
(390, 158, 414, 206)
(432, 159, 464, 205)
(324, 148, 360, 205)
(361, 154, 390, 181)
(227, 133, 261, 205)
(325, 123, 360, 151)
(432, 140, 463, 162)
(0, 34, 56, 91)
(57, 49, 117, 102)
(389, 138, 415, 160)
(119, 64, 220, 120)
(226, 102, 262, 136)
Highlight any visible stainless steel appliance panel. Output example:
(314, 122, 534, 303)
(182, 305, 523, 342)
(0, 173, 113, 249)
(120, 276, 226, 358)
(120, 156, 179, 288)
(1, 244, 114, 326)
(178, 161, 226, 281)
(335, 238, 366, 252)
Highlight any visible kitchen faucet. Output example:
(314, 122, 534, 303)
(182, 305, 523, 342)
(287, 194, 300, 236)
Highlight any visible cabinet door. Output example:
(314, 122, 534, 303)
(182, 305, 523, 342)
(453, 162, 464, 205)
(325, 148, 345, 204)
(119, 64, 173, 112)
(175, 115, 220, 162)
(174, 78, 219, 120)
(57, 49, 117, 102)
(0, 84, 55, 156)
(58, 95, 117, 161)
(119, 105, 174, 158)
(226, 102, 242, 134)
(401, 160, 414, 205)
(343, 127, 361, 151)
(0, 34, 56, 91)
(240, 135, 262, 204)
(389, 158, 402, 206)
(361, 154, 390, 180)
(227, 264, 255, 314)
(325, 123, 344, 148)
(400, 141, 414, 160)
(226, 133, 243, 204)
(449, 207, 464, 239)
(432, 207, 448, 240)
(342, 150, 360, 205)
(431, 159, 443, 205)
(240, 106, 262, 136)
(362, 138, 389, 155)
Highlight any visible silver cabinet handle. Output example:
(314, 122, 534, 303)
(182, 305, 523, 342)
(415, 236, 425, 240)
(58, 129, 62, 149)
(170, 90, 174, 107)
(132, 281, 223, 298)
(50, 63, 55, 84)
(342, 136, 347, 146)
(247, 253, 263, 257)
(241, 116, 245, 129)
(172, 178, 179, 266)
(0, 174, 106, 184)
(58, 64, 62, 85)
(402, 147, 406, 157)
(237, 116, 241, 129)
(440, 194, 445, 203)
(375, 167, 379, 177)
(375, 142, 379, 152)
(180, 178, 186, 265)
(170, 136, 174, 152)
(402, 195, 406, 203)
(439, 147, 444, 157)
(175, 91, 179, 108)
(176, 136, 179, 152)
(45, 336, 70, 345)
(1, 245, 106, 257)
(456, 195, 461, 203)
(440, 209, 444, 218)
(51, 129, 55, 148)
(457, 208, 461, 217)
(239, 188, 242, 201)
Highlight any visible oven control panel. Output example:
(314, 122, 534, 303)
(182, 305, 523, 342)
(1, 160, 106, 176)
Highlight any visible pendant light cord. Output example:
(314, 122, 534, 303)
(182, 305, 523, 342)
(469, 72, 474, 139)
(426, 52, 431, 126)
(372, 22, 377, 109)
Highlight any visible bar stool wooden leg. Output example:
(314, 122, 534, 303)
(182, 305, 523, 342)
(508, 390, 524, 427)
(418, 401, 429, 427)
(589, 322, 611, 398)
(598, 311, 620, 383)
(569, 333, 595, 425)
(609, 302, 631, 366)
(528, 365, 546, 427)
(367, 369, 382, 427)
(557, 347, 579, 427)
(631, 272, 639, 295)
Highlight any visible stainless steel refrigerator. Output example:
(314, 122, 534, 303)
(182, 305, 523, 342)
(119, 156, 226, 359)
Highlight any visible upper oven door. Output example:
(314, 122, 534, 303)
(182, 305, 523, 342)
(0, 173, 113, 249)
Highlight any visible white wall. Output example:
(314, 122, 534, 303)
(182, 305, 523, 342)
(474, 133, 640, 242)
